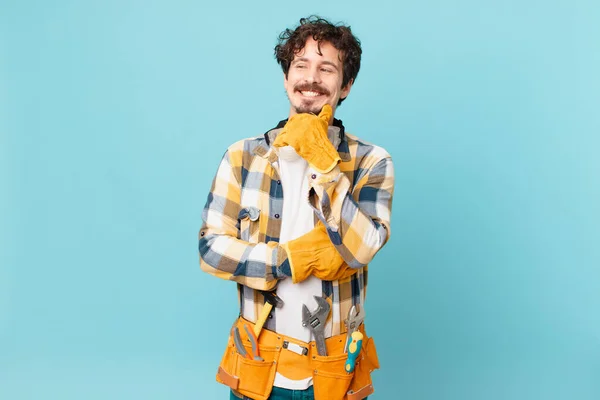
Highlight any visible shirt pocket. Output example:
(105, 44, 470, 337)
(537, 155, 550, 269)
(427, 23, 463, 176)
(238, 206, 261, 243)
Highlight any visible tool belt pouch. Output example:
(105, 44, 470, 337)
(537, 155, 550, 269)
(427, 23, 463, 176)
(215, 318, 379, 400)
(345, 335, 380, 400)
(311, 330, 380, 400)
(216, 330, 280, 400)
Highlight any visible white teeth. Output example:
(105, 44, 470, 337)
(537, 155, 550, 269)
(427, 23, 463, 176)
(301, 91, 321, 97)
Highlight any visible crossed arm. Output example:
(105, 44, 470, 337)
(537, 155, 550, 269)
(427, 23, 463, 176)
(198, 144, 394, 291)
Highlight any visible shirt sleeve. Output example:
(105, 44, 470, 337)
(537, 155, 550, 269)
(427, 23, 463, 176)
(198, 147, 290, 290)
(307, 155, 394, 269)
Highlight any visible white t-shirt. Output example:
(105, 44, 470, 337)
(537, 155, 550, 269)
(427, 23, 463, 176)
(273, 146, 322, 390)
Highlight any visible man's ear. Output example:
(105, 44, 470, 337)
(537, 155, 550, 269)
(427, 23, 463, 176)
(283, 72, 289, 91)
(340, 79, 354, 100)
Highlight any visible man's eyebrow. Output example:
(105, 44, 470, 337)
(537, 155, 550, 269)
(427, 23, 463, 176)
(291, 57, 309, 64)
(320, 61, 339, 70)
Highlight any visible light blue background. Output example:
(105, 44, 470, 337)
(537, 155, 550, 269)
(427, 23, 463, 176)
(1, 0, 599, 399)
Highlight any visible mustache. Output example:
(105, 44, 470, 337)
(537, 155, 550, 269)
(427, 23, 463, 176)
(294, 83, 330, 95)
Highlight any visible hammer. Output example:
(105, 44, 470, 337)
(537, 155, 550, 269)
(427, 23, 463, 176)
(253, 291, 284, 338)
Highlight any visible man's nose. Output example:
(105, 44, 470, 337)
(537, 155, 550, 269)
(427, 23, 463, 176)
(305, 67, 321, 84)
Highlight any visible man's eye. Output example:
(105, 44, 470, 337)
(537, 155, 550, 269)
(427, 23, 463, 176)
(321, 68, 333, 73)
(295, 64, 306, 69)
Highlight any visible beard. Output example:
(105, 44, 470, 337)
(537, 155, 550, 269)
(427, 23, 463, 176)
(293, 101, 323, 115)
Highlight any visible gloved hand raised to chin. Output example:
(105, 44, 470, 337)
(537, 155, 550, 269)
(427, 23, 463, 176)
(282, 221, 357, 283)
(272, 104, 341, 174)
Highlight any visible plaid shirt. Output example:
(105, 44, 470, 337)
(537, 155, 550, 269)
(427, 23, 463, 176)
(198, 118, 394, 335)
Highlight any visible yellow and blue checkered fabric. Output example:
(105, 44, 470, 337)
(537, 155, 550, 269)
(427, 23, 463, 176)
(198, 119, 394, 335)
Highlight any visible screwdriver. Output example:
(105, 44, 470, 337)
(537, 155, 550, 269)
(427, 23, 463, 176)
(344, 331, 363, 373)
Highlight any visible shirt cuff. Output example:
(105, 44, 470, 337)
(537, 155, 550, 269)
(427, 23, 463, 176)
(307, 166, 349, 230)
(272, 245, 291, 279)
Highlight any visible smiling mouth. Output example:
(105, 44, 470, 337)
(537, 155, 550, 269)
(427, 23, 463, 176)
(298, 90, 324, 97)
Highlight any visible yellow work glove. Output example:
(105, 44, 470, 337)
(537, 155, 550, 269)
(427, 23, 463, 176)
(272, 104, 341, 174)
(283, 222, 357, 283)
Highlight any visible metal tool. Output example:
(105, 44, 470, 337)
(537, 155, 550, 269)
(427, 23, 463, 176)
(243, 323, 264, 361)
(253, 291, 284, 338)
(344, 331, 364, 373)
(302, 295, 330, 356)
(344, 304, 365, 353)
(232, 327, 251, 359)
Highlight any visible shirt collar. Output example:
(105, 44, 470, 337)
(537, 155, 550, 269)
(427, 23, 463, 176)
(254, 117, 351, 163)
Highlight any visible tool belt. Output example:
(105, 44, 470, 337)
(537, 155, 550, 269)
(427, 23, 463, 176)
(216, 317, 380, 400)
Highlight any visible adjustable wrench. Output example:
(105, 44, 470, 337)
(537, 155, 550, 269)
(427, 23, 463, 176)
(302, 296, 330, 356)
(344, 304, 365, 352)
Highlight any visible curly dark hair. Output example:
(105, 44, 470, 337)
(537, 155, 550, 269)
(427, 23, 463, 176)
(274, 16, 362, 106)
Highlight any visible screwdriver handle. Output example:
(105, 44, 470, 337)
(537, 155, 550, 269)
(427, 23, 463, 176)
(344, 331, 364, 373)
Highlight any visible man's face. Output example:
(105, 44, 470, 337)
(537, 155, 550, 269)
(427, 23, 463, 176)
(284, 38, 352, 118)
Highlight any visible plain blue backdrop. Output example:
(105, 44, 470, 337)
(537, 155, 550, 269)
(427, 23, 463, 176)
(1, 0, 599, 399)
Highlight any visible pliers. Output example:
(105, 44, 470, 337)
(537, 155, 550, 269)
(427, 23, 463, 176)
(233, 324, 264, 361)
(244, 324, 264, 361)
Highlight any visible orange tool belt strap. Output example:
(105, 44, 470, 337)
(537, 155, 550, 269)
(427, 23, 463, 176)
(216, 317, 380, 400)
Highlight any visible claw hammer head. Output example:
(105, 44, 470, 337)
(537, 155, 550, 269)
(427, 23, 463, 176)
(262, 291, 284, 309)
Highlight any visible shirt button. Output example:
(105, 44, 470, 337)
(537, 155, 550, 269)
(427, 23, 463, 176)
(311, 174, 317, 179)
(274, 214, 280, 219)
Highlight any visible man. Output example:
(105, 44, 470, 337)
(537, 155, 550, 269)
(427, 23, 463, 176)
(198, 16, 394, 400)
